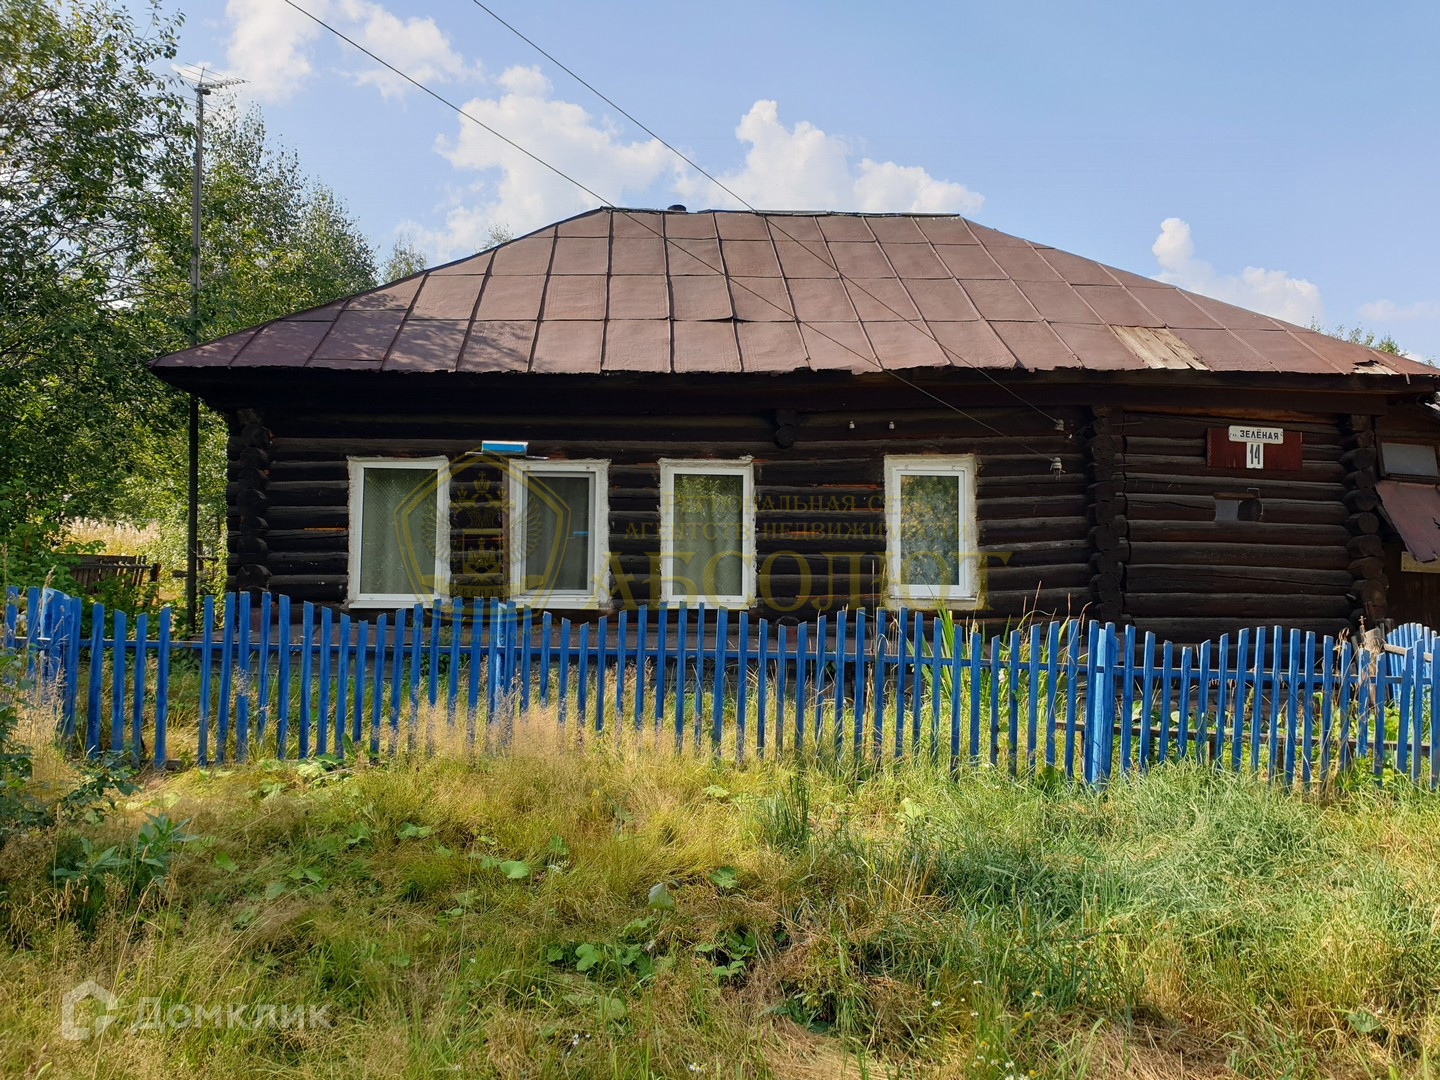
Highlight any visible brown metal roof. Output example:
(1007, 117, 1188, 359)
(152, 208, 1438, 381)
(1377, 480, 1440, 563)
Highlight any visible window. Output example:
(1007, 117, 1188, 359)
(508, 461, 609, 607)
(347, 458, 450, 607)
(1381, 442, 1440, 479)
(659, 459, 755, 607)
(884, 455, 979, 606)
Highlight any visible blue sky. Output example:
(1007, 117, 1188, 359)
(169, 0, 1440, 357)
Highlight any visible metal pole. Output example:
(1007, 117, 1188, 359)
(185, 84, 206, 630)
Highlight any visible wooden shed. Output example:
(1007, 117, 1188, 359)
(151, 207, 1440, 639)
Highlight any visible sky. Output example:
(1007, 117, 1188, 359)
(161, 0, 1440, 358)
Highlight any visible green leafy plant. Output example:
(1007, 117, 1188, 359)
(694, 928, 757, 981)
(132, 813, 197, 887)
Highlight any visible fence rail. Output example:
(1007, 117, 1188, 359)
(4, 584, 1438, 789)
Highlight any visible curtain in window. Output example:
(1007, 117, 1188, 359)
(672, 472, 744, 600)
(898, 473, 960, 588)
(359, 467, 439, 596)
(523, 474, 592, 593)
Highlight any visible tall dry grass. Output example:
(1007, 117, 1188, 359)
(3, 697, 1440, 1077)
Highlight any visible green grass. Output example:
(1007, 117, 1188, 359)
(4, 717, 1440, 1078)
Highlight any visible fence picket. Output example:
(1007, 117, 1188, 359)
(1430, 641, 1440, 790)
(298, 601, 314, 760)
(673, 607, 687, 748)
(853, 611, 868, 757)
(633, 606, 647, 731)
(559, 619, 571, 731)
(911, 613, 926, 755)
(154, 607, 170, 768)
(1178, 647, 1193, 762)
(274, 595, 289, 761)
(736, 611, 749, 762)
(931, 617, 944, 759)
(711, 609, 728, 752)
(22, 582, 1440, 791)
(655, 606, 669, 730)
(1119, 625, 1136, 773)
(110, 609, 126, 757)
(596, 614, 608, 733)
(871, 632, 886, 759)
(1211, 636, 1228, 764)
(541, 610, 554, 710)
(389, 606, 405, 755)
(485, 599, 500, 724)
(616, 609, 627, 721)
(834, 610, 848, 754)
(467, 599, 483, 725)
(795, 621, 808, 751)
(577, 621, 590, 731)
(354, 620, 369, 752)
(447, 599, 462, 724)
(949, 624, 963, 769)
(429, 599, 443, 715)
(257, 593, 272, 746)
(318, 606, 333, 757)
(336, 613, 351, 758)
(1139, 631, 1157, 769)
(692, 605, 705, 749)
(217, 599, 234, 764)
(407, 603, 422, 752)
(1301, 631, 1317, 786)
(775, 624, 787, 754)
(370, 614, 386, 758)
(814, 614, 828, 748)
(757, 618, 770, 758)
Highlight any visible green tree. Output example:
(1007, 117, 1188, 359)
(121, 99, 379, 577)
(1311, 320, 1403, 355)
(0, 0, 186, 540)
(382, 235, 428, 282)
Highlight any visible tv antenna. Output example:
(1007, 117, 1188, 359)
(173, 64, 245, 629)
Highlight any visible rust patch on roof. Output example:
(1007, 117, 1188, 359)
(1111, 325, 1207, 371)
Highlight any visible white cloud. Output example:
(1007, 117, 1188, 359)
(420, 92, 984, 257)
(677, 101, 984, 215)
(224, 0, 327, 103)
(1151, 217, 1324, 326)
(419, 66, 674, 255)
(219, 3, 986, 257)
(223, 0, 471, 103)
(1359, 298, 1440, 322)
(337, 0, 473, 98)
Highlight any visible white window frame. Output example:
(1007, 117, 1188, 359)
(507, 460, 610, 608)
(659, 458, 756, 608)
(884, 454, 980, 607)
(347, 456, 450, 609)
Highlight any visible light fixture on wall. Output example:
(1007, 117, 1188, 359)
(481, 440, 528, 455)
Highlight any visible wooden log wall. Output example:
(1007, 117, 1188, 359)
(222, 391, 1403, 639)
(225, 409, 272, 593)
(1086, 406, 1124, 625)
(1115, 409, 1356, 642)
(1341, 414, 1387, 628)
(231, 400, 1094, 626)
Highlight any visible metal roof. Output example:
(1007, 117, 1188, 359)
(152, 207, 1438, 380)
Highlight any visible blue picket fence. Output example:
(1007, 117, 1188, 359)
(4, 584, 1439, 789)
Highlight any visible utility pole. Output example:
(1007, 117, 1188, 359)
(176, 67, 242, 630)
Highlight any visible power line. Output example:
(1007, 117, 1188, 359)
(464, 0, 1064, 430)
(276, 0, 1063, 456)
